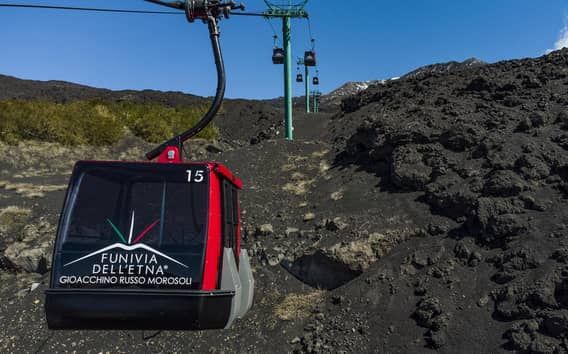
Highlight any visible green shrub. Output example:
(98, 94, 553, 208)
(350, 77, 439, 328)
(110, 102, 215, 143)
(0, 99, 217, 145)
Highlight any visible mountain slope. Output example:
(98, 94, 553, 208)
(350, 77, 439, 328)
(321, 58, 485, 108)
(402, 57, 487, 79)
(0, 50, 568, 353)
(0, 74, 204, 106)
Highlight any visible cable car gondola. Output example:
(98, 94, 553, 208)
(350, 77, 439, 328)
(271, 34, 284, 65)
(272, 47, 284, 65)
(296, 73, 304, 83)
(313, 69, 320, 86)
(304, 50, 316, 67)
(45, 0, 254, 331)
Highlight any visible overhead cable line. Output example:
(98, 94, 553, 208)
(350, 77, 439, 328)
(0, 3, 181, 14)
(266, 18, 279, 45)
(307, 17, 314, 40)
(267, 18, 277, 37)
(306, 17, 316, 49)
(0, 4, 294, 18)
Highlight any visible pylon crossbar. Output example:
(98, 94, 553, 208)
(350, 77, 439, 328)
(264, 0, 308, 11)
(264, 9, 307, 18)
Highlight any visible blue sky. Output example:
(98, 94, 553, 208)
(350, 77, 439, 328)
(0, 0, 567, 99)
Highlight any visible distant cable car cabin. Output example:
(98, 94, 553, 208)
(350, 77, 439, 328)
(271, 34, 284, 65)
(272, 47, 285, 65)
(45, 0, 254, 331)
(313, 76, 319, 85)
(304, 51, 316, 67)
(296, 73, 304, 83)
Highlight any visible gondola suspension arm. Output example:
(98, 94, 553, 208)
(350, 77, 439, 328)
(145, 0, 244, 161)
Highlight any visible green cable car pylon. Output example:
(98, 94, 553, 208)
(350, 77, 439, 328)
(311, 89, 321, 113)
(296, 39, 317, 114)
(297, 58, 310, 113)
(265, 0, 309, 140)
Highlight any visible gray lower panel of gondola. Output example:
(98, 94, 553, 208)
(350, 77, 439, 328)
(45, 289, 235, 330)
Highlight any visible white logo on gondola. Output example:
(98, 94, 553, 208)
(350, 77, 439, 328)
(64, 243, 188, 268)
(64, 210, 188, 268)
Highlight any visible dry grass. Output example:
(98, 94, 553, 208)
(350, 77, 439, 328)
(311, 149, 330, 158)
(331, 189, 344, 201)
(291, 172, 306, 180)
(0, 206, 31, 233)
(0, 181, 67, 198)
(280, 151, 332, 195)
(0, 206, 31, 218)
(0, 141, 111, 171)
(282, 171, 316, 196)
(281, 164, 296, 172)
(325, 227, 422, 273)
(288, 155, 309, 163)
(319, 161, 331, 173)
(12, 168, 55, 179)
(282, 179, 315, 196)
(0, 137, 152, 173)
(274, 291, 326, 321)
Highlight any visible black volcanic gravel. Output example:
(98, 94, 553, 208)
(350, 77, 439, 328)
(1, 50, 568, 353)
(317, 49, 568, 352)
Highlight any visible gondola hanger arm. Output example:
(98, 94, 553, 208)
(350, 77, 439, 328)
(144, 0, 245, 160)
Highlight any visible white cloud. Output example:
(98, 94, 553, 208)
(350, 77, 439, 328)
(554, 25, 568, 50)
(547, 19, 568, 54)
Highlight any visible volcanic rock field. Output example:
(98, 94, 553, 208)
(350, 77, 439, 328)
(1, 49, 568, 353)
